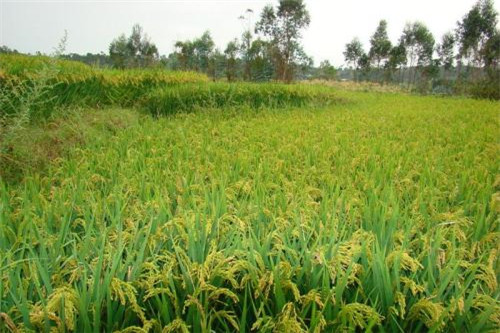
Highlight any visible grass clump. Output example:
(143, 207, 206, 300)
(145, 82, 341, 115)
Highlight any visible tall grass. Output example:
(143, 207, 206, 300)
(0, 92, 498, 332)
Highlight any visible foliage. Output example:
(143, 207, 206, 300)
(436, 32, 456, 71)
(174, 31, 215, 74)
(316, 60, 337, 80)
(343, 38, 365, 81)
(342, 0, 499, 99)
(109, 24, 159, 69)
(369, 20, 392, 69)
(224, 40, 239, 82)
(456, 0, 498, 68)
(255, 0, 311, 82)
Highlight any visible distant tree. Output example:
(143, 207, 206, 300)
(293, 48, 314, 80)
(174, 40, 195, 70)
(481, 29, 500, 71)
(317, 60, 337, 80)
(456, 0, 498, 79)
(400, 22, 435, 88)
(248, 38, 274, 81)
(0, 46, 19, 54)
(63, 52, 113, 67)
(161, 53, 181, 70)
(127, 24, 159, 67)
(193, 31, 215, 73)
(109, 34, 130, 69)
(369, 20, 392, 76)
(358, 53, 372, 80)
(225, 39, 239, 81)
(174, 31, 215, 74)
(436, 32, 456, 80)
(386, 42, 406, 83)
(239, 9, 254, 80)
(109, 24, 159, 69)
(209, 48, 226, 80)
(240, 30, 253, 80)
(343, 38, 365, 81)
(437, 32, 456, 70)
(255, 0, 311, 82)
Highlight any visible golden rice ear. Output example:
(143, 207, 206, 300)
(111, 278, 147, 324)
(335, 303, 384, 331)
(408, 298, 445, 330)
(162, 318, 191, 333)
(0, 312, 18, 333)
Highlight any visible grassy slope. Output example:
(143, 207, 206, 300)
(0, 91, 499, 332)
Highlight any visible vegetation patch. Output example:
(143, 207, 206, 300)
(145, 82, 344, 115)
(0, 93, 498, 332)
(0, 54, 209, 118)
(0, 108, 139, 182)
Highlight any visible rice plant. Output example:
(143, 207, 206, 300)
(0, 54, 209, 118)
(0, 90, 498, 332)
(145, 83, 342, 116)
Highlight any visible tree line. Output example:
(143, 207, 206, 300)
(344, 0, 499, 98)
(106, 0, 324, 82)
(1, 0, 498, 98)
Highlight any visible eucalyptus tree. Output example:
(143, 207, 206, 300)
(436, 32, 456, 80)
(400, 22, 435, 88)
(224, 39, 239, 81)
(343, 38, 365, 81)
(369, 20, 392, 81)
(239, 9, 255, 80)
(248, 38, 274, 81)
(255, 0, 311, 82)
(174, 40, 195, 71)
(386, 42, 406, 84)
(456, 0, 498, 79)
(174, 31, 215, 74)
(109, 24, 159, 69)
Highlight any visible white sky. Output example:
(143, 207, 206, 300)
(1, 0, 499, 66)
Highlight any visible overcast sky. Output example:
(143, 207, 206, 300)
(1, 0, 499, 66)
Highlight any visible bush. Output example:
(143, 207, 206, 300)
(468, 76, 500, 100)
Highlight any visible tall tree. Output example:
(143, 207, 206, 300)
(109, 24, 159, 69)
(343, 38, 365, 81)
(248, 38, 274, 81)
(386, 42, 406, 83)
(174, 31, 215, 74)
(400, 22, 435, 88)
(109, 34, 129, 69)
(174, 40, 195, 70)
(224, 39, 239, 81)
(369, 20, 392, 72)
(193, 31, 215, 73)
(239, 9, 255, 80)
(456, 0, 498, 79)
(255, 0, 311, 82)
(436, 32, 456, 80)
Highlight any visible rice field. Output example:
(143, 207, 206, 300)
(0, 85, 498, 332)
(0, 54, 209, 118)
